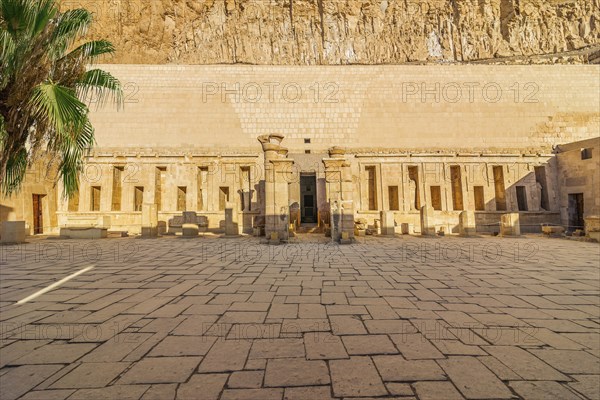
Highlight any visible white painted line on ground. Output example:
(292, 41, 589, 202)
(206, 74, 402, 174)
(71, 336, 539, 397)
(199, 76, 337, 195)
(16, 266, 95, 305)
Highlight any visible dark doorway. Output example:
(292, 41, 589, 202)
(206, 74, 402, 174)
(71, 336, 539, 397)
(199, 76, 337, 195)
(32, 194, 44, 234)
(516, 186, 528, 211)
(300, 174, 317, 223)
(568, 193, 584, 231)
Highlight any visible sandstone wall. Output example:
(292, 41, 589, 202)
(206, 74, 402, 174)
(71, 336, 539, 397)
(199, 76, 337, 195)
(66, 0, 600, 65)
(88, 64, 600, 153)
(556, 137, 600, 226)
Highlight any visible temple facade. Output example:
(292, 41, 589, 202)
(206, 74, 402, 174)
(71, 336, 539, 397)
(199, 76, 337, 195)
(1, 65, 599, 238)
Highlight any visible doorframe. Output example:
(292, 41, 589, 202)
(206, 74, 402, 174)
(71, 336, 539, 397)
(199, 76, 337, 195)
(32, 194, 44, 235)
(300, 173, 318, 224)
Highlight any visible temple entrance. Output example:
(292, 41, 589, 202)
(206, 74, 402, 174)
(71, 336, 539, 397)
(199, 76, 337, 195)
(32, 194, 44, 234)
(300, 174, 317, 224)
(568, 193, 584, 231)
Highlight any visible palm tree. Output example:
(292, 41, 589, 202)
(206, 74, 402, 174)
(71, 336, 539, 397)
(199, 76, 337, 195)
(0, 0, 122, 197)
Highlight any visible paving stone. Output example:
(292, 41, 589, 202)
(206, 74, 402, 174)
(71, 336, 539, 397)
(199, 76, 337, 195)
(2, 237, 600, 400)
(330, 357, 387, 397)
(386, 382, 414, 396)
(267, 304, 298, 319)
(248, 292, 275, 303)
(227, 324, 280, 340)
(250, 338, 305, 359)
(220, 388, 283, 400)
(478, 356, 521, 380)
(229, 302, 271, 312)
(147, 304, 190, 318)
(199, 340, 251, 372)
(413, 381, 465, 400)
(245, 358, 267, 370)
(50, 362, 129, 388)
(228, 371, 264, 388)
(568, 374, 600, 399)
(264, 358, 329, 387)
(11, 343, 97, 364)
(390, 333, 444, 359)
(342, 334, 398, 355)
(68, 385, 149, 400)
(283, 386, 334, 400)
(18, 389, 75, 400)
(0, 340, 51, 368)
(438, 356, 513, 399)
(299, 304, 327, 318)
(330, 315, 367, 335)
(529, 349, 600, 374)
(149, 335, 217, 357)
(119, 357, 201, 384)
(139, 316, 187, 333)
(219, 312, 267, 324)
(483, 346, 570, 381)
(366, 305, 399, 319)
(321, 293, 348, 305)
(304, 332, 348, 359)
(281, 318, 330, 335)
(0, 365, 63, 400)
(509, 381, 582, 400)
(432, 340, 486, 356)
(176, 373, 228, 400)
(373, 356, 446, 382)
(141, 384, 177, 400)
(364, 320, 416, 334)
(171, 315, 219, 336)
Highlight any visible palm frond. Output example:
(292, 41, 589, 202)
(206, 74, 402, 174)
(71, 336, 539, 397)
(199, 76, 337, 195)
(1, 146, 27, 196)
(77, 68, 123, 109)
(29, 82, 89, 135)
(49, 8, 92, 59)
(66, 39, 115, 62)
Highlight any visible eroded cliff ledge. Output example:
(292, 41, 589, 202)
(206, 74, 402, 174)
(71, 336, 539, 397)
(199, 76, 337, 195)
(73, 0, 599, 64)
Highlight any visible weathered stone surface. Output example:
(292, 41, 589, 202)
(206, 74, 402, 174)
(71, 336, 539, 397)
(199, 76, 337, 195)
(413, 381, 465, 400)
(509, 381, 582, 400)
(118, 357, 200, 384)
(199, 340, 251, 372)
(50, 362, 129, 389)
(438, 356, 513, 399)
(176, 374, 228, 400)
(68, 0, 599, 65)
(264, 358, 330, 387)
(373, 356, 446, 382)
(330, 357, 387, 397)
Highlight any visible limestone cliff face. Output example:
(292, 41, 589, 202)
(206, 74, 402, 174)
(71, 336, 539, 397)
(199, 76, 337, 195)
(74, 0, 599, 64)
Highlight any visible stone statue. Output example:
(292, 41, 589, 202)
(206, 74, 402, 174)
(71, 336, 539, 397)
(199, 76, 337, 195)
(535, 182, 545, 211)
(408, 179, 417, 211)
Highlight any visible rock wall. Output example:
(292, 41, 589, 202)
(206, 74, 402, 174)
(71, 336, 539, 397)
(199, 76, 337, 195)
(67, 0, 599, 64)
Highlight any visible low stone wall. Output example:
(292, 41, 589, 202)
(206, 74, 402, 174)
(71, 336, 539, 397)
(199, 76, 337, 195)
(475, 212, 561, 234)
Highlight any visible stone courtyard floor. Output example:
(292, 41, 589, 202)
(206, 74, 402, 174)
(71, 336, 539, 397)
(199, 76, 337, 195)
(0, 235, 599, 400)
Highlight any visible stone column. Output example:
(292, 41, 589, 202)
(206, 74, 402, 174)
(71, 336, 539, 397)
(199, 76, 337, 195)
(224, 203, 240, 236)
(380, 211, 396, 236)
(459, 210, 476, 236)
(258, 134, 294, 241)
(420, 205, 435, 236)
(323, 147, 355, 242)
(500, 213, 521, 236)
(141, 203, 158, 238)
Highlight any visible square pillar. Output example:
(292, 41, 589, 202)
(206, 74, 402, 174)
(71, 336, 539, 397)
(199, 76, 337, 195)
(258, 134, 295, 242)
(141, 203, 158, 238)
(500, 213, 521, 236)
(324, 147, 355, 242)
(420, 205, 435, 236)
(459, 210, 476, 236)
